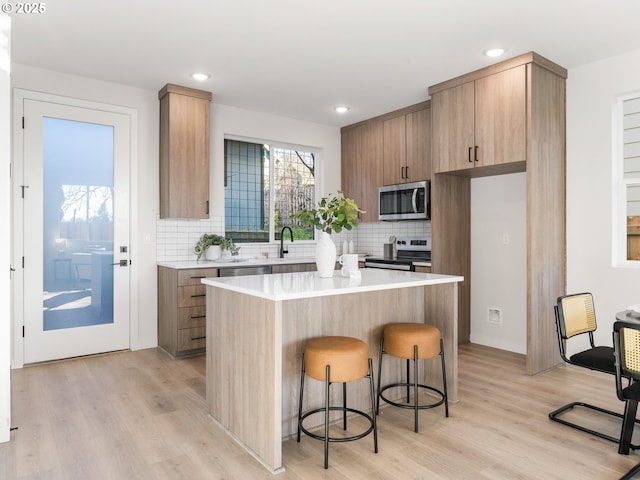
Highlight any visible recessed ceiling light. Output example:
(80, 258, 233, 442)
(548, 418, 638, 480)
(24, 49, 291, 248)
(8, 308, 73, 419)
(335, 106, 350, 114)
(191, 73, 210, 81)
(484, 48, 505, 58)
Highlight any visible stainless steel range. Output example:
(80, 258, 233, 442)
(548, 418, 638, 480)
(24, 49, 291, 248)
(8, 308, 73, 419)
(364, 236, 431, 271)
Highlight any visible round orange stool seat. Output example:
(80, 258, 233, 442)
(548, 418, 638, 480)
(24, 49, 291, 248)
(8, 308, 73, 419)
(383, 323, 441, 360)
(297, 335, 378, 469)
(376, 322, 449, 433)
(304, 336, 369, 383)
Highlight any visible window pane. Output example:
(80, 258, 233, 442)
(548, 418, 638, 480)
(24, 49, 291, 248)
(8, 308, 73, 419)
(224, 139, 268, 242)
(628, 185, 640, 261)
(224, 139, 317, 243)
(273, 147, 315, 241)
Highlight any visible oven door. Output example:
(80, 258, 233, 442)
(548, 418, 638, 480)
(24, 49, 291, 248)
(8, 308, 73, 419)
(379, 180, 429, 221)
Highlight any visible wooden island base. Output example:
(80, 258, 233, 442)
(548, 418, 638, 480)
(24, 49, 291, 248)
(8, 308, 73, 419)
(204, 271, 461, 473)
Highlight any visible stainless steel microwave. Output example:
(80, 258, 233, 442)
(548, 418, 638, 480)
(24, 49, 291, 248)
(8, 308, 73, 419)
(379, 180, 430, 221)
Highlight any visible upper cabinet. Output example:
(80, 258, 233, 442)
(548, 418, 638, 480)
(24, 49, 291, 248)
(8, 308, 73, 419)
(341, 120, 383, 223)
(431, 64, 526, 174)
(341, 101, 430, 222)
(383, 105, 431, 185)
(159, 84, 212, 219)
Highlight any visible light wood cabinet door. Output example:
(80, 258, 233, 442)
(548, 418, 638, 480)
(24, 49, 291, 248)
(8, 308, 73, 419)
(158, 266, 217, 357)
(406, 107, 431, 182)
(431, 81, 475, 173)
(432, 66, 526, 173)
(474, 65, 526, 168)
(360, 121, 383, 222)
(341, 121, 383, 223)
(341, 126, 363, 216)
(159, 84, 212, 219)
(383, 115, 406, 185)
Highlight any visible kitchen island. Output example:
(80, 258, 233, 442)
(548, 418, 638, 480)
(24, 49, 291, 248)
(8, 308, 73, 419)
(203, 269, 463, 473)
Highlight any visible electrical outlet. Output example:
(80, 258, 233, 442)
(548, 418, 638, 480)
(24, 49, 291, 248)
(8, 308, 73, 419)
(503, 233, 510, 245)
(488, 307, 502, 324)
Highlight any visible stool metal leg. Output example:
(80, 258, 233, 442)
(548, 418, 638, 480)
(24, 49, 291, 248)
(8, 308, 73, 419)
(324, 364, 330, 469)
(440, 338, 449, 417)
(343, 382, 347, 430)
(414, 345, 419, 433)
(376, 336, 384, 415)
(297, 353, 306, 442)
(368, 358, 379, 453)
(406, 358, 411, 403)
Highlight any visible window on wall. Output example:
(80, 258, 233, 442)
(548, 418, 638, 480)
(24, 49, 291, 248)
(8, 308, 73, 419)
(618, 94, 640, 262)
(224, 138, 317, 243)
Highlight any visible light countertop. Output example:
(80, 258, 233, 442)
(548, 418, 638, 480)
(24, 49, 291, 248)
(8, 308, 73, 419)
(201, 268, 463, 301)
(158, 255, 367, 270)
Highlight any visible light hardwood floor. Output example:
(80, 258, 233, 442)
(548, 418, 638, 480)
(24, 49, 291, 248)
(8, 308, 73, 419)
(1, 344, 639, 479)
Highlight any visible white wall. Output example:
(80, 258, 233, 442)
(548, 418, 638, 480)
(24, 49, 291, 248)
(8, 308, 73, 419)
(470, 173, 527, 354)
(567, 48, 640, 349)
(1, 14, 11, 443)
(11, 64, 160, 361)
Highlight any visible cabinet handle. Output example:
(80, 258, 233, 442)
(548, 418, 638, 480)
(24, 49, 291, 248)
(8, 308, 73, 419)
(474, 146, 479, 162)
(191, 294, 206, 298)
(190, 315, 206, 320)
(468, 147, 473, 163)
(405, 166, 410, 179)
(191, 335, 206, 341)
(190, 276, 206, 279)
(205, 200, 209, 215)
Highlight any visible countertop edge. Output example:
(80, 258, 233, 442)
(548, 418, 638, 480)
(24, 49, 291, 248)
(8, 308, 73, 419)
(202, 271, 464, 301)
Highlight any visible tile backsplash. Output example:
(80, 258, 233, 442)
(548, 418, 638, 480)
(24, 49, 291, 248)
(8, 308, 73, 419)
(156, 216, 430, 262)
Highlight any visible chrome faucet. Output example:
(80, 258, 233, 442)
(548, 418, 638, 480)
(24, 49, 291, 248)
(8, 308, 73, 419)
(280, 226, 293, 258)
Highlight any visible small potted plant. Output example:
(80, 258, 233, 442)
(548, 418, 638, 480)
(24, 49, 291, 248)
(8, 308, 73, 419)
(292, 191, 364, 277)
(194, 234, 239, 261)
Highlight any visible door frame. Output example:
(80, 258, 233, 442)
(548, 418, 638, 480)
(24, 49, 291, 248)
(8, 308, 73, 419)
(12, 89, 139, 368)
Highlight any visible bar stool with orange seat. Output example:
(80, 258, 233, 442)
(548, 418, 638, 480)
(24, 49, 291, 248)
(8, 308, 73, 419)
(297, 336, 378, 469)
(376, 322, 448, 432)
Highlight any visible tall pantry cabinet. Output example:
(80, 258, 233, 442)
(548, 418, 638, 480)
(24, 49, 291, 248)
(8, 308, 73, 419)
(159, 84, 212, 219)
(428, 52, 567, 375)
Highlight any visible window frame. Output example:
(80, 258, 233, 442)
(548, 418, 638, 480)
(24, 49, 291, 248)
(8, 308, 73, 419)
(613, 91, 640, 267)
(224, 134, 321, 244)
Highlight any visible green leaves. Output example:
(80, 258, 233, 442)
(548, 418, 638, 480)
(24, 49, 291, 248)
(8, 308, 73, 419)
(194, 234, 239, 259)
(291, 191, 365, 235)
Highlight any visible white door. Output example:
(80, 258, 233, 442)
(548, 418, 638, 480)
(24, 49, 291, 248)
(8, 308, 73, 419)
(20, 99, 130, 363)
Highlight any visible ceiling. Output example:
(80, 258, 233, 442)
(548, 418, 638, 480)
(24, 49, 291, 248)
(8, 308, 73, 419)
(9, 0, 640, 127)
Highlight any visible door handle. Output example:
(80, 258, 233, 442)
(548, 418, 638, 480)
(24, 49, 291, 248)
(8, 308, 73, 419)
(112, 259, 128, 267)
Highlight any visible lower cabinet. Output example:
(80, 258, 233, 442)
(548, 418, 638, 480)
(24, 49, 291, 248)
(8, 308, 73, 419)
(158, 266, 217, 357)
(414, 265, 432, 273)
(271, 263, 317, 274)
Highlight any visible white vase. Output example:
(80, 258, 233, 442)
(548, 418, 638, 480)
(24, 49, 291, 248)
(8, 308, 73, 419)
(315, 231, 336, 278)
(205, 245, 222, 261)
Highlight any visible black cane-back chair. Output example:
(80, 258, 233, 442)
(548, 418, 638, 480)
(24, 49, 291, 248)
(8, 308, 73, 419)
(549, 293, 637, 448)
(613, 320, 640, 455)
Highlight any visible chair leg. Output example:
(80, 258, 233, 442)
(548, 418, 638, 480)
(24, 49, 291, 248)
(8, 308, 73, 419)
(297, 353, 306, 442)
(376, 336, 384, 415)
(367, 358, 379, 453)
(619, 399, 639, 455)
(440, 338, 449, 417)
(343, 382, 347, 430)
(406, 358, 411, 403)
(414, 345, 419, 433)
(324, 364, 330, 469)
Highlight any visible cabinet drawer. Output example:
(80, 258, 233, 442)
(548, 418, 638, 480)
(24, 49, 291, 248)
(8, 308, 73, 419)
(177, 327, 206, 352)
(177, 268, 218, 286)
(178, 285, 207, 307)
(178, 306, 206, 329)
